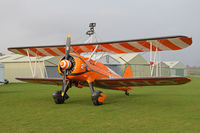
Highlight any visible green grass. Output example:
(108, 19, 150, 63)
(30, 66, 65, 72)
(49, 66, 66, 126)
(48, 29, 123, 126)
(0, 77, 200, 133)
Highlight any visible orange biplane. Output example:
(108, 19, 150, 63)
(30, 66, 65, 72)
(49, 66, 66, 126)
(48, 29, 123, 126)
(8, 23, 192, 105)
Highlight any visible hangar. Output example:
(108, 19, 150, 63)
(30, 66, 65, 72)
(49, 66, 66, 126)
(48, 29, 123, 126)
(0, 62, 4, 84)
(0, 54, 185, 83)
(81, 53, 122, 75)
(109, 53, 150, 77)
(0, 54, 61, 82)
(95, 54, 121, 75)
(152, 61, 170, 77)
(82, 53, 151, 77)
(163, 61, 186, 76)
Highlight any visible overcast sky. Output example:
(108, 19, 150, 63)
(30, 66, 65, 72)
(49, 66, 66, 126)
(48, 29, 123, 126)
(0, 0, 199, 66)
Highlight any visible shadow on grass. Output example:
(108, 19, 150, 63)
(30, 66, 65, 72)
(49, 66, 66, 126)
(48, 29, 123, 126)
(61, 93, 153, 106)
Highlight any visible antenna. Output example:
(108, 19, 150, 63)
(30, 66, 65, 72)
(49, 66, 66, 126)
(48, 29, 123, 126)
(86, 23, 96, 36)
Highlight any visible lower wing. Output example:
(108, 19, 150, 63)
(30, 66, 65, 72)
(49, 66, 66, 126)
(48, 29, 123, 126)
(16, 77, 63, 85)
(16, 76, 190, 88)
(94, 77, 190, 88)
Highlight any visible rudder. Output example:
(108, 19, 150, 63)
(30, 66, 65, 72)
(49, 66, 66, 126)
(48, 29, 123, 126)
(123, 65, 133, 91)
(123, 65, 133, 78)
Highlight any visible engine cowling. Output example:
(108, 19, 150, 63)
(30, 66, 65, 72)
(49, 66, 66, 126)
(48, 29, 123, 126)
(58, 54, 88, 78)
(58, 55, 75, 76)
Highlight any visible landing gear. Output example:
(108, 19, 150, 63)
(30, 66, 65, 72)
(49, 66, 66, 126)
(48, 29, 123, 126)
(52, 90, 69, 104)
(52, 81, 70, 104)
(125, 91, 129, 96)
(89, 82, 106, 105)
(92, 91, 106, 105)
(52, 90, 65, 104)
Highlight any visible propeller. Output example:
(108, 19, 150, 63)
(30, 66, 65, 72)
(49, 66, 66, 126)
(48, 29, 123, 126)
(61, 34, 71, 97)
(65, 34, 71, 60)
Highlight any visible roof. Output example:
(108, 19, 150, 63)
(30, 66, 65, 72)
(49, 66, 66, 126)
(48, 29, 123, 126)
(163, 61, 185, 68)
(0, 54, 53, 63)
(81, 53, 142, 64)
(110, 53, 139, 64)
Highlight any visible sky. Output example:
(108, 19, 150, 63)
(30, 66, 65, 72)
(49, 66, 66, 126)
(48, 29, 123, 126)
(0, 0, 199, 66)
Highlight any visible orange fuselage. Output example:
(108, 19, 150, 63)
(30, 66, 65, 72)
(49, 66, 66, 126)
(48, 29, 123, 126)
(58, 53, 132, 91)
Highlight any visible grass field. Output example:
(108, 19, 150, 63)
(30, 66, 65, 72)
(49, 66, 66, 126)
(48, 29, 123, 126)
(0, 77, 200, 133)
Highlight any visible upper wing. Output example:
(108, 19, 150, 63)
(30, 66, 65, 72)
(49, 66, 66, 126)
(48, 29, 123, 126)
(8, 35, 192, 57)
(94, 77, 190, 88)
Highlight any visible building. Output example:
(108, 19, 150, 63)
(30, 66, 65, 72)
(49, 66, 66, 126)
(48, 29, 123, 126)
(0, 54, 61, 82)
(81, 53, 122, 75)
(97, 54, 121, 75)
(109, 53, 150, 77)
(3, 53, 185, 83)
(163, 61, 186, 76)
(44, 56, 62, 78)
(152, 61, 170, 77)
(0, 62, 4, 85)
(82, 53, 151, 77)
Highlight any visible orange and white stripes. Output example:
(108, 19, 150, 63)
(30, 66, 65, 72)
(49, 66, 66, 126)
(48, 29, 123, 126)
(59, 60, 71, 69)
(8, 36, 192, 57)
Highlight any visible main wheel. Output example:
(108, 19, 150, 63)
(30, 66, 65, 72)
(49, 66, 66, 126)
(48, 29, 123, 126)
(52, 90, 65, 104)
(4, 79, 9, 84)
(91, 91, 106, 105)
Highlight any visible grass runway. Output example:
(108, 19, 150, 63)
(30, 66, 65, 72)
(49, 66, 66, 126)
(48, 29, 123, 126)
(0, 77, 200, 133)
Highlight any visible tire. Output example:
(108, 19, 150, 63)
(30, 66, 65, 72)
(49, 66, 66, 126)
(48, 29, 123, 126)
(91, 91, 106, 105)
(52, 90, 64, 104)
(4, 79, 9, 84)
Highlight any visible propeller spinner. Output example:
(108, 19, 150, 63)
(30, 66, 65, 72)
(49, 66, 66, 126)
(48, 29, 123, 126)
(60, 60, 72, 69)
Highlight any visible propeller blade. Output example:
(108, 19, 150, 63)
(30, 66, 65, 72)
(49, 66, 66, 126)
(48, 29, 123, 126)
(65, 34, 71, 60)
(62, 34, 71, 94)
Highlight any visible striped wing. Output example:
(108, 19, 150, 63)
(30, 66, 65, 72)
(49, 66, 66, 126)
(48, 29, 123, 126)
(16, 77, 63, 85)
(94, 77, 191, 88)
(8, 35, 192, 57)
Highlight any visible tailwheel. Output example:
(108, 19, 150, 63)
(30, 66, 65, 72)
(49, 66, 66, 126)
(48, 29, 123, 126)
(91, 91, 106, 105)
(52, 90, 69, 104)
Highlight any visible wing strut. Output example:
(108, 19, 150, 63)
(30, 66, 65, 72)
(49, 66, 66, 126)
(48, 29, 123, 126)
(26, 49, 47, 78)
(88, 45, 99, 62)
(26, 49, 34, 77)
(148, 41, 161, 77)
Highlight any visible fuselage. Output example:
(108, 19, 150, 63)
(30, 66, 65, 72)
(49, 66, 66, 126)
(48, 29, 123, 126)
(58, 53, 121, 82)
(58, 53, 133, 91)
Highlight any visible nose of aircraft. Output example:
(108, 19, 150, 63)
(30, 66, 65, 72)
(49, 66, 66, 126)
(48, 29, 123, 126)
(60, 60, 71, 69)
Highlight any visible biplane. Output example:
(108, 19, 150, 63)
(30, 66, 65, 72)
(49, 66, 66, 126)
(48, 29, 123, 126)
(8, 23, 192, 105)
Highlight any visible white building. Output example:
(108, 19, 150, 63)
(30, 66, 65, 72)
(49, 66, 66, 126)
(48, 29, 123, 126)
(82, 53, 151, 77)
(0, 54, 61, 82)
(0, 62, 4, 84)
(109, 53, 150, 77)
(163, 61, 186, 76)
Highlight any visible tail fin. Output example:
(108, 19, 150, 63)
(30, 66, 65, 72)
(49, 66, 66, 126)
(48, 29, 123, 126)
(123, 65, 134, 91)
(123, 65, 133, 78)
